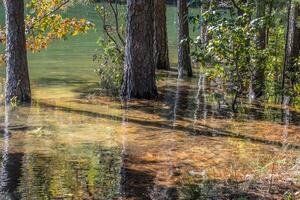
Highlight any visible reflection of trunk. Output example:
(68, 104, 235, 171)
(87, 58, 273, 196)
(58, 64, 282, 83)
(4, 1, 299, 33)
(153, 0, 170, 70)
(121, 0, 157, 99)
(253, 0, 266, 98)
(119, 101, 128, 197)
(193, 73, 207, 130)
(119, 129, 128, 197)
(177, 0, 192, 78)
(0, 107, 23, 199)
(0, 109, 10, 193)
(172, 78, 191, 127)
(282, 1, 300, 102)
(4, 0, 31, 104)
(172, 79, 180, 127)
(281, 105, 290, 148)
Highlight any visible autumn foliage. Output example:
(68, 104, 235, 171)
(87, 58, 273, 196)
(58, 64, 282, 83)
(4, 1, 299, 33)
(0, 0, 94, 62)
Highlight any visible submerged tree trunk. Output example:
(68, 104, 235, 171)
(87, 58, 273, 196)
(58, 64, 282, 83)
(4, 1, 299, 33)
(4, 0, 31, 104)
(253, 0, 266, 98)
(153, 0, 170, 70)
(177, 0, 192, 78)
(121, 0, 157, 99)
(282, 1, 300, 102)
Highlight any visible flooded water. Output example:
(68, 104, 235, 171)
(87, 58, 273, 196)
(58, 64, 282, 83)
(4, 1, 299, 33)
(0, 3, 300, 200)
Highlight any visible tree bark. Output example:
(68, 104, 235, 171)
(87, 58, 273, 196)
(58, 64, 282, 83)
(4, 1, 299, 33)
(121, 0, 157, 99)
(200, 0, 210, 46)
(177, 0, 192, 78)
(282, 1, 300, 101)
(153, 0, 170, 70)
(253, 0, 266, 98)
(266, 0, 273, 47)
(4, 0, 31, 104)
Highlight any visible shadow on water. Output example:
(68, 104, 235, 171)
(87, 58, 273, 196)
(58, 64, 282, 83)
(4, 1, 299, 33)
(35, 100, 300, 149)
(0, 70, 300, 200)
(0, 111, 175, 200)
(0, 68, 299, 199)
(35, 76, 98, 87)
(52, 69, 300, 147)
(115, 71, 300, 129)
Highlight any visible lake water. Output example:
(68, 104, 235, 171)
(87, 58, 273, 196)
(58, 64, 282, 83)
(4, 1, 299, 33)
(0, 3, 299, 200)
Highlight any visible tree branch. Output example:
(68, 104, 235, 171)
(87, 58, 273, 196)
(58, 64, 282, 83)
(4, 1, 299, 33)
(97, 6, 123, 57)
(108, 0, 125, 46)
(26, 0, 71, 31)
(231, 0, 245, 15)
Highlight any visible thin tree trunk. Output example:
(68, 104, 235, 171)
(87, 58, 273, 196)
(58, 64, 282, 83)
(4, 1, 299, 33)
(253, 0, 266, 98)
(266, 0, 273, 47)
(4, 0, 31, 104)
(153, 0, 170, 70)
(121, 0, 157, 99)
(200, 0, 210, 46)
(177, 0, 192, 78)
(282, 1, 300, 103)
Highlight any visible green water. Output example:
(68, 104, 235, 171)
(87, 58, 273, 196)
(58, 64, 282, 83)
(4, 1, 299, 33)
(0, 3, 299, 200)
(0, 4, 188, 98)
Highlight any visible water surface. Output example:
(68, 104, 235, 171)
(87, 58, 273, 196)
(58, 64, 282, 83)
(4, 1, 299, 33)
(0, 3, 299, 200)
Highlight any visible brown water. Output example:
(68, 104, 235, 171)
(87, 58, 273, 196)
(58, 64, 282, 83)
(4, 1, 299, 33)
(0, 69, 299, 200)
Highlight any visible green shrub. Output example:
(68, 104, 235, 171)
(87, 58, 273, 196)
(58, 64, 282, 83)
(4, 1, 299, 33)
(94, 3, 125, 96)
(94, 38, 124, 96)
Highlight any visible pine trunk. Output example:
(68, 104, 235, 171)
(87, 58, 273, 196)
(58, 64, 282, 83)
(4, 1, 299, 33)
(4, 0, 31, 104)
(200, 0, 210, 46)
(121, 0, 157, 99)
(282, 2, 300, 99)
(153, 0, 170, 70)
(253, 0, 266, 98)
(177, 0, 192, 78)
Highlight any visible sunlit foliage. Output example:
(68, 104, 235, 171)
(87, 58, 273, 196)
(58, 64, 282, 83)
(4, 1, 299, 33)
(0, 0, 94, 63)
(94, 2, 125, 95)
(191, 0, 296, 105)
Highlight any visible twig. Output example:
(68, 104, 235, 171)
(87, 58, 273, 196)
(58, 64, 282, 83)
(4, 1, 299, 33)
(97, 6, 123, 56)
(108, 0, 125, 46)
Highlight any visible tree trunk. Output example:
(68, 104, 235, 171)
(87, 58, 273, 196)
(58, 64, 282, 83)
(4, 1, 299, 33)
(153, 0, 170, 70)
(200, 0, 210, 46)
(253, 0, 266, 98)
(282, 1, 300, 101)
(266, 0, 273, 47)
(4, 0, 31, 104)
(177, 0, 192, 78)
(121, 0, 157, 99)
